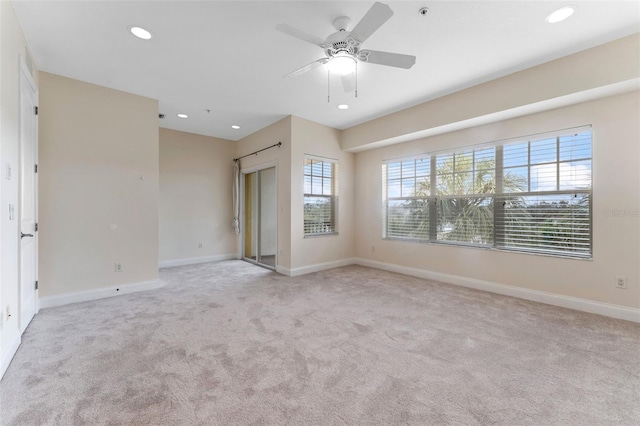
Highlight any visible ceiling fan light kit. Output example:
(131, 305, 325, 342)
(276, 1, 416, 103)
(327, 54, 356, 75)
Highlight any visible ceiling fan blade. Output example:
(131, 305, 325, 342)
(275, 23, 327, 48)
(349, 2, 393, 44)
(341, 72, 356, 92)
(360, 50, 416, 69)
(284, 58, 328, 79)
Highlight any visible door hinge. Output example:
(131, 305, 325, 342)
(34, 164, 38, 173)
(34, 106, 38, 115)
(35, 281, 38, 290)
(35, 223, 38, 232)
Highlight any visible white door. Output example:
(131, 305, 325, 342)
(19, 63, 38, 333)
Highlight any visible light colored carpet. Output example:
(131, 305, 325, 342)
(1, 261, 639, 425)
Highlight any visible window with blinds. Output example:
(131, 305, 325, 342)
(436, 147, 496, 245)
(383, 158, 430, 239)
(304, 156, 338, 236)
(497, 132, 592, 257)
(382, 128, 592, 259)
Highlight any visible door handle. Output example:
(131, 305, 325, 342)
(21, 232, 34, 239)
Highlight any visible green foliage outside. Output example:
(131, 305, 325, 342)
(304, 196, 334, 234)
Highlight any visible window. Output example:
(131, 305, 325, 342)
(382, 127, 592, 258)
(436, 147, 496, 245)
(384, 159, 430, 240)
(498, 132, 592, 256)
(304, 156, 338, 236)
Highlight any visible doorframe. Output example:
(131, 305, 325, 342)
(18, 58, 39, 324)
(240, 161, 277, 270)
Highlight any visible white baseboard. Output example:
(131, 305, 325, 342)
(355, 258, 640, 323)
(1, 333, 21, 380)
(39, 279, 164, 309)
(275, 265, 291, 276)
(159, 254, 238, 269)
(282, 258, 357, 277)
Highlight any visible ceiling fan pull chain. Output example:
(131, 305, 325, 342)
(355, 61, 358, 98)
(327, 68, 331, 103)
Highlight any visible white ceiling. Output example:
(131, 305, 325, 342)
(11, 1, 640, 141)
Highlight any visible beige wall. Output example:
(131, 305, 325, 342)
(0, 0, 39, 374)
(236, 116, 292, 270)
(343, 34, 640, 152)
(159, 128, 236, 263)
(38, 73, 159, 297)
(354, 91, 640, 309)
(235, 115, 356, 273)
(290, 116, 355, 271)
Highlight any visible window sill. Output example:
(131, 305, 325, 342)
(304, 232, 339, 239)
(383, 237, 592, 260)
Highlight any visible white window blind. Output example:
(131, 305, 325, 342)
(496, 131, 592, 257)
(304, 157, 338, 236)
(435, 147, 496, 245)
(383, 158, 430, 239)
(382, 128, 592, 259)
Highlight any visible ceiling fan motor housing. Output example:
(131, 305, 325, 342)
(324, 31, 362, 59)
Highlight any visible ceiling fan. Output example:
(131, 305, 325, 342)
(275, 2, 416, 93)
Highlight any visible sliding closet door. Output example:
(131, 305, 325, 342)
(243, 172, 257, 261)
(258, 168, 276, 267)
(242, 166, 277, 269)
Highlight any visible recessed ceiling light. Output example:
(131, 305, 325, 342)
(231, 125, 240, 130)
(546, 6, 575, 23)
(130, 26, 152, 40)
(337, 104, 349, 110)
(177, 113, 188, 119)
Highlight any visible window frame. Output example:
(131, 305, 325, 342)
(382, 126, 593, 259)
(383, 157, 431, 241)
(304, 155, 338, 237)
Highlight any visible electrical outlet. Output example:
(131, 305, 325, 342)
(115, 262, 123, 272)
(198, 242, 203, 249)
(615, 276, 627, 289)
(371, 246, 376, 253)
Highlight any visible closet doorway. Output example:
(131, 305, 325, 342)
(242, 166, 277, 269)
